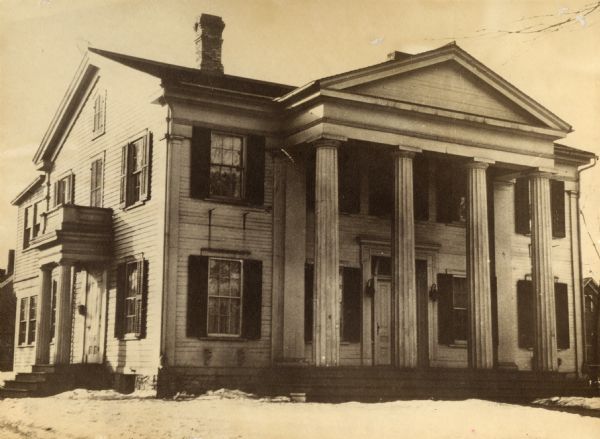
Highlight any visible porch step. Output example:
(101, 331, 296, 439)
(0, 388, 32, 399)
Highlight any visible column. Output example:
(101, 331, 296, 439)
(530, 171, 558, 371)
(35, 267, 52, 364)
(313, 139, 340, 366)
(392, 147, 418, 368)
(54, 264, 73, 364)
(465, 160, 494, 369)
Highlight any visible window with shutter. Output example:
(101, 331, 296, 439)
(17, 295, 37, 346)
(53, 174, 75, 208)
(551, 180, 566, 238)
(436, 273, 467, 344)
(187, 256, 262, 339)
(115, 258, 147, 339)
(90, 157, 104, 207)
(190, 127, 265, 205)
(435, 160, 466, 223)
(92, 90, 106, 137)
(120, 132, 151, 208)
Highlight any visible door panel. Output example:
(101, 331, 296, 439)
(83, 271, 104, 363)
(374, 279, 391, 365)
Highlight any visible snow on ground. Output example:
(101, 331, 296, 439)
(1, 389, 599, 439)
(0, 371, 16, 388)
(534, 395, 600, 411)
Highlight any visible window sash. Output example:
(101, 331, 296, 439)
(18, 297, 28, 345)
(90, 158, 103, 207)
(207, 258, 243, 336)
(28, 296, 37, 344)
(122, 136, 149, 207)
(209, 133, 245, 200)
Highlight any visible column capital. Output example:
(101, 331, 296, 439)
(309, 135, 346, 149)
(526, 167, 556, 179)
(464, 157, 494, 170)
(392, 144, 422, 158)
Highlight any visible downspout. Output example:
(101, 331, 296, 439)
(576, 155, 597, 374)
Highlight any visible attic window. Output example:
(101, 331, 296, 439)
(92, 90, 106, 137)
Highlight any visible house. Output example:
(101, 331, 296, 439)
(584, 278, 600, 367)
(4, 13, 598, 400)
(0, 250, 15, 371)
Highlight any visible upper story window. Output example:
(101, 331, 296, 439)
(190, 127, 265, 206)
(92, 90, 106, 137)
(90, 157, 104, 207)
(53, 174, 75, 208)
(120, 132, 151, 208)
(23, 200, 44, 249)
(515, 178, 565, 238)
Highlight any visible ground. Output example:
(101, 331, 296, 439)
(0, 384, 599, 439)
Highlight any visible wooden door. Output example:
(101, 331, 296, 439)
(83, 271, 104, 363)
(416, 259, 429, 368)
(374, 279, 392, 365)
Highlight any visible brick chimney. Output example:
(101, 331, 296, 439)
(194, 14, 225, 74)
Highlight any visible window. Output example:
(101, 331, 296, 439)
(23, 201, 44, 249)
(514, 178, 565, 238)
(92, 91, 106, 137)
(436, 160, 467, 223)
(120, 133, 151, 208)
(190, 127, 265, 205)
(115, 258, 147, 339)
(187, 256, 262, 339)
(18, 296, 37, 345)
(436, 274, 468, 344)
(90, 158, 104, 207)
(53, 174, 75, 207)
(304, 264, 362, 343)
(517, 280, 570, 350)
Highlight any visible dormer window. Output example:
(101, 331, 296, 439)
(92, 90, 106, 137)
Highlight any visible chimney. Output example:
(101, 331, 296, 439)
(387, 51, 412, 62)
(194, 14, 225, 74)
(7, 250, 14, 276)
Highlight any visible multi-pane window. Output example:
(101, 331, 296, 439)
(207, 258, 242, 336)
(23, 206, 32, 249)
(90, 158, 104, 207)
(53, 174, 74, 207)
(437, 274, 468, 345)
(514, 178, 566, 238)
(209, 133, 244, 199)
(23, 201, 44, 249)
(92, 91, 106, 136)
(18, 296, 37, 345)
(120, 134, 151, 208)
(115, 258, 146, 339)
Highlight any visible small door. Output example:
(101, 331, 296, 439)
(83, 271, 104, 363)
(374, 279, 392, 365)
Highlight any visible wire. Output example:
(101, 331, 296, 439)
(580, 208, 600, 262)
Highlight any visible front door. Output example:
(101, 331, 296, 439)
(83, 270, 104, 363)
(373, 278, 392, 365)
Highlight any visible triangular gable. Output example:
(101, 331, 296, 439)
(320, 43, 571, 132)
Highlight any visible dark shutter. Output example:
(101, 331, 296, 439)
(551, 180, 566, 239)
(515, 178, 530, 235)
(115, 263, 126, 339)
(555, 282, 570, 349)
(242, 259, 263, 339)
(413, 155, 429, 221)
(306, 150, 315, 210)
(304, 264, 314, 342)
(368, 155, 393, 217)
(119, 144, 128, 207)
(246, 135, 265, 205)
(68, 174, 75, 204)
(437, 273, 454, 345)
(339, 147, 361, 214)
(190, 126, 211, 199)
(342, 267, 362, 343)
(140, 132, 152, 202)
(517, 280, 534, 349)
(134, 259, 148, 339)
(187, 255, 208, 338)
(436, 161, 452, 223)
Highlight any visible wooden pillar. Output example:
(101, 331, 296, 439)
(465, 160, 494, 369)
(54, 264, 73, 364)
(392, 147, 419, 368)
(530, 171, 558, 371)
(35, 267, 52, 365)
(313, 139, 340, 367)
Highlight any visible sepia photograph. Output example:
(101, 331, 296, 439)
(0, 0, 599, 437)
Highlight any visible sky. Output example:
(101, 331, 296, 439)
(0, 0, 598, 277)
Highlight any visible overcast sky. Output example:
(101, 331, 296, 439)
(0, 0, 598, 277)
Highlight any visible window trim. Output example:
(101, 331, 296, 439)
(17, 296, 37, 346)
(92, 89, 106, 139)
(120, 131, 151, 210)
(115, 256, 147, 340)
(90, 155, 105, 208)
(52, 172, 75, 209)
(208, 131, 247, 202)
(206, 257, 244, 338)
(23, 200, 44, 249)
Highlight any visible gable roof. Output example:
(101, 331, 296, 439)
(11, 175, 45, 206)
(279, 42, 572, 133)
(88, 48, 295, 99)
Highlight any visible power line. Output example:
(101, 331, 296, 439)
(580, 207, 600, 262)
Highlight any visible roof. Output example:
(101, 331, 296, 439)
(584, 278, 600, 295)
(11, 175, 45, 206)
(89, 47, 295, 99)
(554, 143, 597, 163)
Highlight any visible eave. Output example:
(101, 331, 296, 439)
(11, 175, 45, 206)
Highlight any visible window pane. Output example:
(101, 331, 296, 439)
(454, 309, 467, 341)
(230, 299, 241, 334)
(207, 259, 242, 335)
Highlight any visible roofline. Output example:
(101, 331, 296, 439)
(11, 175, 45, 206)
(0, 274, 13, 290)
(554, 142, 598, 165)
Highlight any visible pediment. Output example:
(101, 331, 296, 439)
(346, 61, 539, 125)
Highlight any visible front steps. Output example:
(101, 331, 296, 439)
(0, 364, 112, 398)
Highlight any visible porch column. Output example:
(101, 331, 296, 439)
(530, 171, 558, 371)
(54, 264, 74, 364)
(392, 147, 419, 368)
(465, 160, 494, 369)
(313, 139, 341, 366)
(34, 267, 52, 364)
